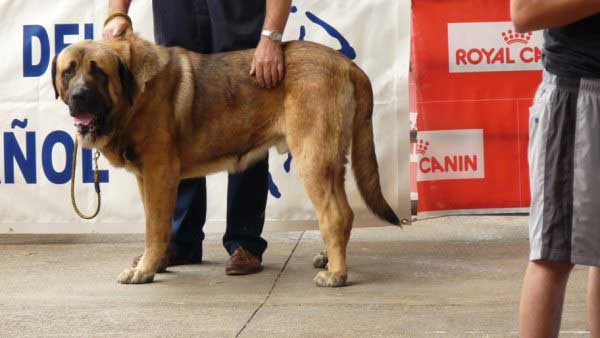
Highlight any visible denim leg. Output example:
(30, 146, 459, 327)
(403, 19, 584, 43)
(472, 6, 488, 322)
(223, 157, 269, 259)
(171, 178, 207, 256)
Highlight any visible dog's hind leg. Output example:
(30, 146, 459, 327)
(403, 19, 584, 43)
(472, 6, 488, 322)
(312, 163, 354, 271)
(312, 250, 328, 269)
(284, 75, 354, 286)
(295, 155, 352, 287)
(333, 163, 354, 252)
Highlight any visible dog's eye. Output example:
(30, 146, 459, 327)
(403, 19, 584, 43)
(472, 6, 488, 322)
(63, 61, 76, 79)
(89, 61, 108, 82)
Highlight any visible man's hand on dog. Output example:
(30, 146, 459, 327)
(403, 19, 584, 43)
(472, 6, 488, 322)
(251, 37, 285, 89)
(103, 16, 132, 39)
(103, 15, 285, 89)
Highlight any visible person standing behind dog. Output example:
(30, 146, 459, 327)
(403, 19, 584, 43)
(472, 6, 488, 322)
(511, 1, 600, 337)
(103, 0, 292, 275)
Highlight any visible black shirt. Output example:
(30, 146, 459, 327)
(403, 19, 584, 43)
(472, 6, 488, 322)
(152, 0, 265, 53)
(543, 14, 600, 78)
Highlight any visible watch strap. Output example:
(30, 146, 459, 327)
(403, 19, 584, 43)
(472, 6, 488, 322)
(261, 29, 283, 41)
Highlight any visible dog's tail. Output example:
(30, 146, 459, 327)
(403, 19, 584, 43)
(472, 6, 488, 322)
(350, 66, 400, 226)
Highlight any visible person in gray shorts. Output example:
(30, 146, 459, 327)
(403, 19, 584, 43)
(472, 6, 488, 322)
(512, 1, 600, 337)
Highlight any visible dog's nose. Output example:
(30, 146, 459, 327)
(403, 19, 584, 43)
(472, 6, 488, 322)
(71, 88, 91, 104)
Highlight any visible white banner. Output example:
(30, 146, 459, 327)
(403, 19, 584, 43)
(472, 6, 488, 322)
(0, 0, 410, 233)
(416, 129, 485, 182)
(448, 21, 544, 73)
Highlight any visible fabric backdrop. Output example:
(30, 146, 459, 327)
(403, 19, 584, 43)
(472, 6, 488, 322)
(411, 0, 540, 217)
(0, 0, 410, 233)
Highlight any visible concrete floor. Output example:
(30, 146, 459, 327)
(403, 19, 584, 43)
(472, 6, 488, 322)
(0, 216, 591, 337)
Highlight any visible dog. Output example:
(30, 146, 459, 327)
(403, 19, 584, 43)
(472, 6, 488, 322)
(52, 34, 399, 287)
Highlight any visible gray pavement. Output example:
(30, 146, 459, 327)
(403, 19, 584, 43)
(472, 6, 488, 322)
(0, 216, 591, 337)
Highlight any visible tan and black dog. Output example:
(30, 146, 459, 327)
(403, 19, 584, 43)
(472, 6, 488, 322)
(52, 34, 399, 287)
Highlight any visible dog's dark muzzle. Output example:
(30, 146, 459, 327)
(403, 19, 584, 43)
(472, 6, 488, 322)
(68, 87, 112, 136)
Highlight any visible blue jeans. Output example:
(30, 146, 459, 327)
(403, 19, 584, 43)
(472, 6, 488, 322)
(153, 0, 268, 258)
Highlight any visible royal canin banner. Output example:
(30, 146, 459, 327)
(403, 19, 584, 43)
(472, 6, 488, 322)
(411, 0, 541, 216)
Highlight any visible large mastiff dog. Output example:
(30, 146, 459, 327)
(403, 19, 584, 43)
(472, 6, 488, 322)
(52, 34, 399, 287)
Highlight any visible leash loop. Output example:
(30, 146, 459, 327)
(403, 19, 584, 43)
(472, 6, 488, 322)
(70, 136, 102, 219)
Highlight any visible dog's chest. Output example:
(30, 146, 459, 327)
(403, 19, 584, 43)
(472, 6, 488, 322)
(100, 145, 141, 175)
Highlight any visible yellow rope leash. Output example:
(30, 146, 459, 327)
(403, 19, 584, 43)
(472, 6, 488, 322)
(70, 136, 101, 219)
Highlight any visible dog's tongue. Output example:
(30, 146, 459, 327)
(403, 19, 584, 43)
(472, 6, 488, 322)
(74, 113, 94, 126)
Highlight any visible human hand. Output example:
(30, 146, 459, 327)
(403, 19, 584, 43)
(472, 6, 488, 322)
(103, 15, 132, 40)
(250, 37, 285, 88)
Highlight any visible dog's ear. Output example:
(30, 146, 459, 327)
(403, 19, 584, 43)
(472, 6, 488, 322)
(118, 59, 136, 105)
(51, 55, 59, 99)
(127, 37, 169, 94)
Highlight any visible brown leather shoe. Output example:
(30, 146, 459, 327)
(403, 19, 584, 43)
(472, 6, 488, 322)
(132, 247, 202, 273)
(225, 247, 263, 275)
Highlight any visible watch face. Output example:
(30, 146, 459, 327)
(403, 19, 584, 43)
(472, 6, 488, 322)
(271, 32, 283, 41)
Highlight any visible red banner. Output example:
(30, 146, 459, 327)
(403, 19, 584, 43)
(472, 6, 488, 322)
(411, 0, 542, 215)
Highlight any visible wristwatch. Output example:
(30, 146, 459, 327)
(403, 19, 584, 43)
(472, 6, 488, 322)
(261, 29, 283, 42)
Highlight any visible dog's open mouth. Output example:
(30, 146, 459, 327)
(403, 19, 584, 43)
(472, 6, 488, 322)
(73, 113, 97, 134)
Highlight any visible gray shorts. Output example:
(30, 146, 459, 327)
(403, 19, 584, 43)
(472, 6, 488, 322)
(529, 70, 600, 267)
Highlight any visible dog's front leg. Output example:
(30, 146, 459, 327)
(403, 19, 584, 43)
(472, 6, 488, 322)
(118, 162, 178, 284)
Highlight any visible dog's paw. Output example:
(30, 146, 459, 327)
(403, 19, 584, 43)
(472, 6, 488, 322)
(312, 250, 328, 269)
(313, 271, 347, 287)
(117, 268, 155, 284)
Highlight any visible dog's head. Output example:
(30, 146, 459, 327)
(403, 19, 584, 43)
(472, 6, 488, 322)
(52, 40, 136, 147)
